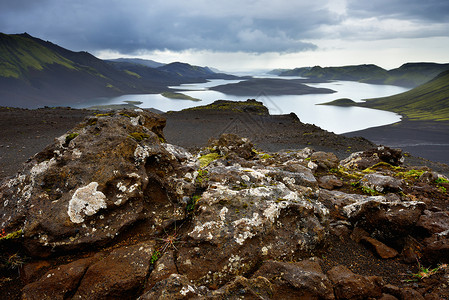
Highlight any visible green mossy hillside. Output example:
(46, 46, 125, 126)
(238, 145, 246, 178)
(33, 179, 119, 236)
(360, 70, 449, 121)
(278, 63, 449, 88)
(0, 33, 76, 78)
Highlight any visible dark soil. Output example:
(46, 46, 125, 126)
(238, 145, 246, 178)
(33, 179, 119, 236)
(0, 107, 95, 181)
(163, 109, 375, 157)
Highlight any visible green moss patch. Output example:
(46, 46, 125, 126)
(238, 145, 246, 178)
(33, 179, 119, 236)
(128, 132, 150, 142)
(65, 133, 79, 145)
(199, 153, 221, 168)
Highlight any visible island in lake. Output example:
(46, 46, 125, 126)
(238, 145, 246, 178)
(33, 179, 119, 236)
(209, 78, 336, 96)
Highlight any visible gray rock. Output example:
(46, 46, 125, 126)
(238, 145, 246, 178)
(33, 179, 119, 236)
(177, 159, 329, 286)
(360, 173, 403, 193)
(340, 146, 404, 170)
(318, 175, 343, 190)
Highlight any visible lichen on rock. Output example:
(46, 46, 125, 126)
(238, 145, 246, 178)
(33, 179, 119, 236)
(68, 182, 107, 224)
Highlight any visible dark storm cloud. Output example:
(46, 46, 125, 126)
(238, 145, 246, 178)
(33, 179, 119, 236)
(1, 0, 448, 55)
(0, 0, 334, 53)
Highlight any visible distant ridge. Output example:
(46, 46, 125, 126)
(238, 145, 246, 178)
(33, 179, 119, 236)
(156, 62, 238, 80)
(106, 58, 165, 68)
(277, 63, 449, 88)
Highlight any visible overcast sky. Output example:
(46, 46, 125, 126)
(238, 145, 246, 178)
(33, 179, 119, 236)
(1, 0, 449, 71)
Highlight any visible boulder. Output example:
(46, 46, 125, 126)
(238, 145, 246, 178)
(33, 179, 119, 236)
(22, 242, 155, 299)
(360, 173, 404, 193)
(72, 242, 154, 299)
(251, 259, 335, 299)
(343, 195, 426, 243)
(327, 265, 383, 299)
(0, 110, 198, 256)
(177, 157, 329, 286)
(318, 175, 343, 190)
(310, 151, 339, 172)
(416, 210, 449, 235)
(22, 256, 99, 300)
(139, 274, 204, 299)
(340, 146, 404, 170)
(208, 133, 256, 160)
(360, 236, 399, 259)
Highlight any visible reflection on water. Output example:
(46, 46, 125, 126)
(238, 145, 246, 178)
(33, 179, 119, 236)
(76, 77, 408, 134)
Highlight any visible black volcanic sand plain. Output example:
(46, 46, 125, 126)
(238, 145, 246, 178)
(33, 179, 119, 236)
(1, 102, 448, 182)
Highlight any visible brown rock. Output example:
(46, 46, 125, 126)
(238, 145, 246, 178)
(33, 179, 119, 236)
(310, 151, 339, 172)
(327, 265, 383, 299)
(350, 227, 370, 243)
(361, 236, 399, 258)
(210, 276, 274, 299)
(252, 259, 335, 299)
(144, 250, 177, 291)
(21, 260, 51, 284)
(22, 256, 99, 300)
(416, 210, 449, 235)
(344, 198, 426, 244)
(73, 242, 154, 299)
(139, 274, 203, 299)
(319, 175, 343, 190)
(399, 287, 424, 300)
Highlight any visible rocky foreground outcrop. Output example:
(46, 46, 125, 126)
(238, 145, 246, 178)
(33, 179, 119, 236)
(1, 109, 449, 299)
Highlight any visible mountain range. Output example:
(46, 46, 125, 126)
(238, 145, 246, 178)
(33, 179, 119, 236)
(277, 63, 449, 88)
(0, 33, 237, 108)
(2, 32, 449, 110)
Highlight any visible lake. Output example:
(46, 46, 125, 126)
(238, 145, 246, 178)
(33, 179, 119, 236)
(76, 75, 408, 134)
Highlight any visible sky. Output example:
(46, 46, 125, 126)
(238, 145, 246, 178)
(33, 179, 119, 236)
(1, 0, 449, 72)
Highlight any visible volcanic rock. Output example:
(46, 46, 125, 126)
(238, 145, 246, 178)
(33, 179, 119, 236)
(1, 108, 449, 298)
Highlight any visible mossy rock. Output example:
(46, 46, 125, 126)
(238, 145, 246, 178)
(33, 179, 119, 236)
(199, 153, 221, 168)
(128, 132, 151, 142)
(65, 133, 79, 145)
